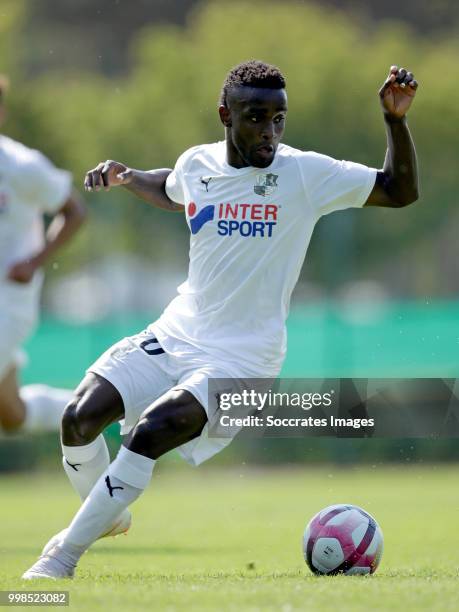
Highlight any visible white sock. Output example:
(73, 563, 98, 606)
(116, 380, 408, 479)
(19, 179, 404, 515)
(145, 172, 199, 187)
(60, 446, 155, 562)
(20, 385, 73, 432)
(62, 436, 110, 501)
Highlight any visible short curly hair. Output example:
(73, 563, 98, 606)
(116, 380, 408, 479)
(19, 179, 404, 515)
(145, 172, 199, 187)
(220, 60, 286, 107)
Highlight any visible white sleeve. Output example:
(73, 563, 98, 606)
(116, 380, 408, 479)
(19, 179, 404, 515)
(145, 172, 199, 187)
(298, 152, 377, 220)
(23, 150, 73, 213)
(165, 154, 186, 205)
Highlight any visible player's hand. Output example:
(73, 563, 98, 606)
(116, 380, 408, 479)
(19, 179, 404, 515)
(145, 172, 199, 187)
(379, 66, 418, 119)
(7, 259, 38, 284)
(84, 160, 134, 192)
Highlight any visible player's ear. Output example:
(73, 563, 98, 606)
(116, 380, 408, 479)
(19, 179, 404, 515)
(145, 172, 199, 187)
(218, 104, 232, 128)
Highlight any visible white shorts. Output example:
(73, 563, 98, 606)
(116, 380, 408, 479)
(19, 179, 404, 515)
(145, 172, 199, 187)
(0, 275, 42, 380)
(88, 325, 247, 466)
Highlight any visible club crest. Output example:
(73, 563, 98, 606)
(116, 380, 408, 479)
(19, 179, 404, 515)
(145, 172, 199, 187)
(254, 173, 278, 196)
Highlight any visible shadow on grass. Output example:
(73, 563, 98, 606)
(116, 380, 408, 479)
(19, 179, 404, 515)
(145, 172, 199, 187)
(6, 544, 233, 557)
(91, 545, 230, 555)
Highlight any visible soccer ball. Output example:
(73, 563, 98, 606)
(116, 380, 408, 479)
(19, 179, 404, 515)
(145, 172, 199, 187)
(303, 504, 383, 575)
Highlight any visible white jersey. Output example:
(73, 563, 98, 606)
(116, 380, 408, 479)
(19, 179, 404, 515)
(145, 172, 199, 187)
(0, 135, 72, 281)
(154, 141, 376, 376)
(0, 135, 72, 378)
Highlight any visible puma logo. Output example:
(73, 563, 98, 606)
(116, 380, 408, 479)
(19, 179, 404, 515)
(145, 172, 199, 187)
(105, 475, 124, 498)
(65, 458, 81, 472)
(200, 176, 212, 192)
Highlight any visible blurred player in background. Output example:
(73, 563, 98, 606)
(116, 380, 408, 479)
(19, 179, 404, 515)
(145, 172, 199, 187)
(23, 61, 418, 578)
(0, 75, 86, 435)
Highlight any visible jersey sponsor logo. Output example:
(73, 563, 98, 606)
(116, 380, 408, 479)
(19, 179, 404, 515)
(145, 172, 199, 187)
(254, 173, 278, 196)
(188, 201, 278, 238)
(189, 202, 215, 234)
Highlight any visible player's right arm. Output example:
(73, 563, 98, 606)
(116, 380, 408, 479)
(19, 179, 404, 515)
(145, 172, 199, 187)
(84, 160, 184, 212)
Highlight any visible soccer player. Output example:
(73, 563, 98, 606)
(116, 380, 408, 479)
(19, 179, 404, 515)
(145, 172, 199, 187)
(0, 75, 86, 435)
(23, 61, 418, 579)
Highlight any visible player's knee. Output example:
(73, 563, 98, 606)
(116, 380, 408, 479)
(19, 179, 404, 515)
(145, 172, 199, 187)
(62, 374, 124, 445)
(61, 400, 82, 443)
(0, 396, 25, 432)
(127, 391, 207, 458)
(134, 390, 206, 442)
(0, 371, 26, 432)
(162, 390, 206, 435)
(61, 397, 98, 445)
(0, 403, 25, 432)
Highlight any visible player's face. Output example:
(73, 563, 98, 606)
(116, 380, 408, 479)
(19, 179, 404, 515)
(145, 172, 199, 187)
(223, 87, 288, 168)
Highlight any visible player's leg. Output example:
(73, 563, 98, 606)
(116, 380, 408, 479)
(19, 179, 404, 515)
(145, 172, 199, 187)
(37, 372, 130, 557)
(0, 287, 31, 433)
(60, 330, 175, 502)
(60, 372, 125, 502)
(62, 388, 206, 548)
(125, 388, 207, 458)
(0, 309, 29, 432)
(0, 365, 75, 434)
(23, 389, 206, 578)
(40, 331, 178, 560)
(0, 365, 25, 432)
(0, 304, 73, 434)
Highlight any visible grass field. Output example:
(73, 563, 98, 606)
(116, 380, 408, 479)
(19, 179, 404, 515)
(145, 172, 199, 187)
(1, 465, 458, 611)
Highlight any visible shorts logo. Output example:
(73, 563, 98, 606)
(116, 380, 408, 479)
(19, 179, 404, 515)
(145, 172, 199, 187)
(188, 202, 215, 234)
(254, 173, 278, 196)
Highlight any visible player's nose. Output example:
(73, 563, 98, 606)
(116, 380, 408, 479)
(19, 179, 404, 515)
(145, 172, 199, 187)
(260, 121, 275, 142)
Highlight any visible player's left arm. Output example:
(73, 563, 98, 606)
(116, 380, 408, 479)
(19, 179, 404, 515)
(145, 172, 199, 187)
(7, 190, 87, 283)
(365, 66, 419, 208)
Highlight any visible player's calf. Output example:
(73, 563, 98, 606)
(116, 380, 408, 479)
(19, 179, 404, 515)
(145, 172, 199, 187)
(60, 373, 125, 508)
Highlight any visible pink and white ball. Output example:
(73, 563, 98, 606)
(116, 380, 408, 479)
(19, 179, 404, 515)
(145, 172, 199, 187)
(303, 504, 383, 575)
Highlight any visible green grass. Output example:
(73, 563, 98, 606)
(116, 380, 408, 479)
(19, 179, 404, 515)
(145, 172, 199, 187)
(1, 465, 458, 611)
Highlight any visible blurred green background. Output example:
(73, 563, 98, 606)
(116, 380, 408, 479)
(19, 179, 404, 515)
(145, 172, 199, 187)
(1, 0, 458, 468)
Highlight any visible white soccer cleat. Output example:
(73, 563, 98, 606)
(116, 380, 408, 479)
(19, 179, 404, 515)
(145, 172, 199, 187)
(41, 509, 132, 556)
(22, 546, 75, 580)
